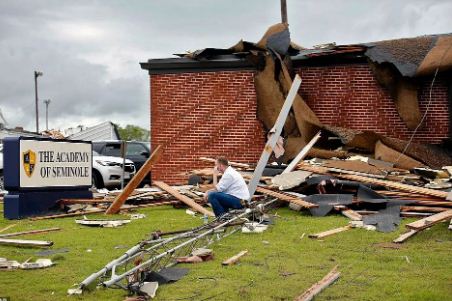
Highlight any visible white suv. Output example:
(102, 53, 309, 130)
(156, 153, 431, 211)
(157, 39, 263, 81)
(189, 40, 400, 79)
(92, 151, 136, 189)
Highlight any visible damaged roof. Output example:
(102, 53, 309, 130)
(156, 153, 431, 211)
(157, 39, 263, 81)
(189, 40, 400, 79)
(141, 33, 452, 77)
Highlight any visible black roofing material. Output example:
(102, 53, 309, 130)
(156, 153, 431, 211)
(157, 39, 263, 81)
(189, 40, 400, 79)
(145, 267, 189, 285)
(304, 194, 353, 217)
(364, 35, 438, 77)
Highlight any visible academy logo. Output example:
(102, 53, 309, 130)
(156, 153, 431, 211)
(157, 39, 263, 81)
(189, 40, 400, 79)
(23, 149, 36, 177)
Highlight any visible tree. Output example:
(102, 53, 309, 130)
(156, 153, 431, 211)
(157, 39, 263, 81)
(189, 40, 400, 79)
(117, 124, 149, 141)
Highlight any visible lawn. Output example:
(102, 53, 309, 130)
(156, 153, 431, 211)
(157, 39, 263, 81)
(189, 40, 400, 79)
(0, 203, 451, 301)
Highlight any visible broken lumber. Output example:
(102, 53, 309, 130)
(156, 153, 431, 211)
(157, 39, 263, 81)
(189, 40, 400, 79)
(153, 181, 214, 217)
(0, 224, 17, 233)
(199, 157, 250, 169)
(294, 265, 340, 301)
(106, 145, 163, 214)
(393, 229, 419, 243)
(297, 163, 448, 198)
(341, 209, 362, 221)
(0, 238, 53, 247)
(255, 186, 317, 208)
(406, 209, 452, 230)
(283, 131, 321, 174)
(222, 250, 248, 266)
(309, 226, 351, 239)
(0, 227, 61, 238)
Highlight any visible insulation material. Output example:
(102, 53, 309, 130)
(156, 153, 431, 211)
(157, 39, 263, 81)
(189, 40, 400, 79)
(309, 148, 348, 160)
(381, 137, 452, 169)
(416, 35, 452, 76)
(271, 170, 312, 190)
(375, 140, 424, 170)
(394, 79, 422, 130)
(254, 55, 299, 136)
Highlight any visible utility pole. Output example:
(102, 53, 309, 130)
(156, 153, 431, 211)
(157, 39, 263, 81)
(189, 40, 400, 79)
(280, 0, 288, 23)
(43, 99, 51, 131)
(34, 71, 43, 133)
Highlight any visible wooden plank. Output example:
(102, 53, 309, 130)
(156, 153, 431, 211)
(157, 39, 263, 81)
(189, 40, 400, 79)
(401, 206, 449, 213)
(199, 157, 250, 169)
(0, 227, 60, 238)
(0, 238, 53, 247)
(297, 163, 448, 198)
(341, 209, 362, 221)
(393, 229, 419, 243)
(406, 209, 452, 230)
(153, 181, 214, 217)
(309, 226, 351, 239)
(255, 186, 317, 208)
(106, 145, 163, 214)
(0, 224, 17, 233)
(283, 131, 321, 174)
(222, 250, 248, 266)
(294, 265, 340, 301)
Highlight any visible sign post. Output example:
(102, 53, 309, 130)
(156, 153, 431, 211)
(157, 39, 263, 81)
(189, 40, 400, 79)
(3, 137, 93, 219)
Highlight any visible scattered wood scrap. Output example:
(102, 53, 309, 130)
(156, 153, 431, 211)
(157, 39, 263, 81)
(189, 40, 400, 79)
(222, 250, 248, 266)
(153, 181, 214, 217)
(294, 265, 340, 301)
(0, 227, 60, 238)
(199, 157, 250, 169)
(406, 209, 452, 230)
(340, 209, 362, 221)
(0, 224, 17, 233)
(393, 229, 419, 243)
(309, 225, 352, 239)
(0, 238, 53, 247)
(256, 186, 317, 208)
(106, 145, 163, 214)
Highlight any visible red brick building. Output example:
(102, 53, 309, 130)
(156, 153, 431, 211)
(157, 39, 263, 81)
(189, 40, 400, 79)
(141, 39, 452, 184)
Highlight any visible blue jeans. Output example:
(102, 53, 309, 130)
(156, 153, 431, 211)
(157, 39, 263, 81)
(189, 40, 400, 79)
(207, 191, 243, 217)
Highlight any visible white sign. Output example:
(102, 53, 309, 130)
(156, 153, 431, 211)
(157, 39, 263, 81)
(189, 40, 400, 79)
(19, 140, 92, 188)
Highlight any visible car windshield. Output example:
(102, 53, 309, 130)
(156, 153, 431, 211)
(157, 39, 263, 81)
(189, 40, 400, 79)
(93, 150, 100, 156)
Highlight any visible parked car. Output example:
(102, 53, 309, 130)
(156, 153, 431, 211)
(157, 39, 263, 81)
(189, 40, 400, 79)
(92, 151, 136, 189)
(0, 145, 3, 190)
(92, 141, 151, 184)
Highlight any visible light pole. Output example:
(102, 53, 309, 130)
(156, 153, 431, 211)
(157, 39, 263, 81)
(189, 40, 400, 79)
(43, 99, 51, 131)
(34, 71, 43, 133)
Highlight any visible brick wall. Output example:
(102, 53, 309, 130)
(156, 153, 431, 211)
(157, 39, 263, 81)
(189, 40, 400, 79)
(298, 64, 450, 143)
(150, 71, 266, 184)
(150, 63, 450, 184)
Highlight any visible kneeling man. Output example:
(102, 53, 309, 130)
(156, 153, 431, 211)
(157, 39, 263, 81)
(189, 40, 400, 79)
(204, 157, 250, 217)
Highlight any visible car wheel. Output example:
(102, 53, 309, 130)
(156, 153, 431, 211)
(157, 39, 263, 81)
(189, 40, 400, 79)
(92, 169, 104, 189)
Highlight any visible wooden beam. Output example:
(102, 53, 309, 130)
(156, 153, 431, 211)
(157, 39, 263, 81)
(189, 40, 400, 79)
(341, 209, 362, 221)
(406, 209, 452, 230)
(153, 181, 214, 217)
(294, 266, 340, 301)
(309, 226, 351, 239)
(0, 227, 60, 238)
(393, 229, 419, 243)
(106, 145, 163, 214)
(222, 250, 248, 266)
(255, 186, 317, 208)
(283, 131, 321, 174)
(0, 238, 53, 247)
(0, 224, 17, 233)
(401, 206, 449, 213)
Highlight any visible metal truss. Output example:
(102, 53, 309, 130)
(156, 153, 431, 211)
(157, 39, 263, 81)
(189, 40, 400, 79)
(72, 197, 279, 294)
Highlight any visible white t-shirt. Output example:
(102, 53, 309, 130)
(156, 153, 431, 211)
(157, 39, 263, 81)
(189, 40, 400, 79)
(216, 166, 250, 200)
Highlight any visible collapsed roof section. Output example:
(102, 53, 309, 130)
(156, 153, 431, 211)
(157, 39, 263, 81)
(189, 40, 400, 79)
(141, 24, 452, 169)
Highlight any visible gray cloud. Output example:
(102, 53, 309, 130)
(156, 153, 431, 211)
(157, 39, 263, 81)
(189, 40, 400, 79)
(0, 0, 450, 132)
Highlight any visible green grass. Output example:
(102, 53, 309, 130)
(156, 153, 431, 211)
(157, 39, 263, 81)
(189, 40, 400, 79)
(0, 204, 451, 301)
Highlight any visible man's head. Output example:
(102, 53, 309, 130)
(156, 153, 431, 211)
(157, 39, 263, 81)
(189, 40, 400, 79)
(216, 157, 229, 173)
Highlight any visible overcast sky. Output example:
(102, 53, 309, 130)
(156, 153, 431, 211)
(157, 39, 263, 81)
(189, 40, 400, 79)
(0, 0, 451, 133)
